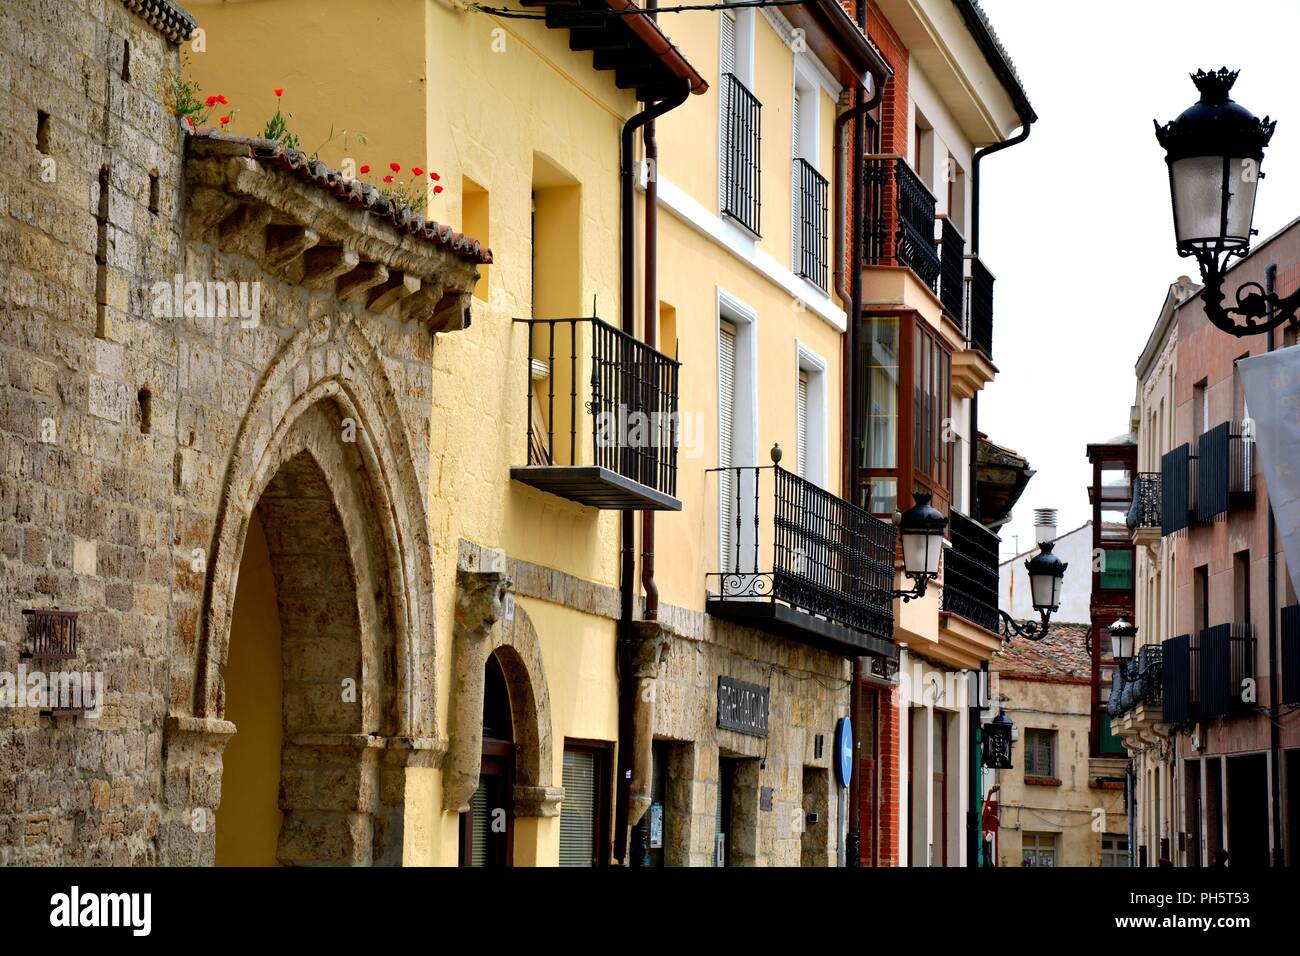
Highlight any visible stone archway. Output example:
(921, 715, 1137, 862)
(161, 318, 442, 867)
(445, 574, 562, 820)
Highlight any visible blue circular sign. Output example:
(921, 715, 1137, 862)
(834, 716, 853, 788)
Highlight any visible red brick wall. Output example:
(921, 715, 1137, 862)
(868, 14, 909, 156)
(857, 682, 901, 866)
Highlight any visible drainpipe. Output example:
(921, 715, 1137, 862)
(1266, 264, 1283, 866)
(614, 79, 690, 866)
(968, 120, 1033, 522)
(844, 0, 886, 868)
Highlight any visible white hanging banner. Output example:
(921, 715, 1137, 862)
(1237, 346, 1300, 597)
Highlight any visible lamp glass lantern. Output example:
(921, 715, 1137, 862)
(1155, 68, 1275, 256)
(1025, 541, 1067, 614)
(1109, 615, 1138, 661)
(898, 492, 947, 581)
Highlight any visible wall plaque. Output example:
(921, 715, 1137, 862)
(717, 676, 769, 737)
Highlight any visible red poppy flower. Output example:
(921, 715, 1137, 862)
(389, 162, 401, 173)
(205, 95, 218, 108)
(274, 88, 284, 97)
(430, 172, 441, 181)
(383, 175, 394, 184)
(433, 184, 443, 194)
(219, 115, 231, 125)
(412, 167, 424, 177)
(359, 164, 370, 174)
(217, 94, 228, 105)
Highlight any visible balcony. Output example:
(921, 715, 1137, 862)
(1127, 472, 1161, 545)
(511, 316, 681, 511)
(964, 254, 995, 360)
(1110, 645, 1166, 742)
(941, 510, 1000, 634)
(1161, 632, 1199, 724)
(793, 157, 829, 291)
(1195, 421, 1253, 522)
(1160, 443, 1195, 535)
(706, 464, 897, 657)
(938, 216, 965, 326)
(1198, 623, 1255, 720)
(1283, 604, 1300, 706)
(863, 155, 940, 292)
(721, 73, 762, 236)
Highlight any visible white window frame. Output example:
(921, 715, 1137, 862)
(795, 342, 828, 488)
(717, 288, 759, 575)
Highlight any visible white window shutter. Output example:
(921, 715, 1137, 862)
(719, 10, 737, 212)
(559, 750, 597, 867)
(792, 88, 802, 270)
(718, 321, 737, 570)
(796, 370, 809, 479)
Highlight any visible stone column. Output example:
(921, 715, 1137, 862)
(627, 620, 672, 828)
(159, 714, 237, 866)
(442, 555, 511, 813)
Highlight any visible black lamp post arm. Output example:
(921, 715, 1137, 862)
(996, 608, 1053, 642)
(1194, 245, 1299, 336)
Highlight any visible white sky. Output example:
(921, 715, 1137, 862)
(975, 0, 1300, 558)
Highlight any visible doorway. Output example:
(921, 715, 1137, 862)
(460, 652, 516, 866)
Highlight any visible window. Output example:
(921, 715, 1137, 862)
(1099, 548, 1133, 590)
(717, 295, 757, 571)
(796, 370, 809, 478)
(1193, 379, 1209, 438)
(860, 315, 900, 514)
(791, 78, 827, 288)
(1022, 831, 1057, 867)
(858, 315, 952, 515)
(559, 743, 609, 867)
(719, 6, 759, 233)
(795, 346, 827, 487)
(462, 176, 490, 301)
(1024, 728, 1055, 778)
(1234, 550, 1251, 626)
(1102, 835, 1130, 867)
(719, 319, 738, 567)
(912, 323, 952, 497)
(716, 757, 735, 866)
(1194, 565, 1210, 632)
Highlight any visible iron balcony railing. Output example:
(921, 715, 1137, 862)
(516, 316, 680, 498)
(938, 217, 965, 325)
(1160, 443, 1196, 535)
(1126, 472, 1162, 530)
(1109, 644, 1163, 718)
(1162, 633, 1199, 723)
(863, 155, 940, 291)
(1198, 622, 1255, 720)
(940, 509, 1001, 634)
(707, 464, 896, 643)
(721, 73, 761, 236)
(794, 157, 828, 291)
(1196, 421, 1254, 522)
(1283, 604, 1300, 706)
(964, 254, 994, 360)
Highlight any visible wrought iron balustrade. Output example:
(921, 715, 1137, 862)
(707, 464, 896, 648)
(1109, 644, 1164, 718)
(512, 316, 680, 510)
(863, 155, 940, 291)
(1127, 472, 1162, 530)
(1198, 622, 1255, 720)
(940, 509, 1001, 634)
(964, 254, 994, 359)
(721, 73, 762, 236)
(794, 157, 828, 291)
(938, 217, 965, 324)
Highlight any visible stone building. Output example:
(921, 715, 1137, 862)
(988, 623, 1128, 866)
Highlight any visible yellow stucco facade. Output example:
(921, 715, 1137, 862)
(185, 0, 860, 866)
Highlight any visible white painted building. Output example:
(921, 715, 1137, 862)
(998, 521, 1093, 625)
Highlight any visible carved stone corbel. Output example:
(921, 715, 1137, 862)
(442, 557, 512, 813)
(626, 620, 672, 828)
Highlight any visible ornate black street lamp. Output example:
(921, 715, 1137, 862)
(1109, 614, 1138, 661)
(890, 492, 948, 601)
(1154, 68, 1292, 337)
(982, 710, 1015, 770)
(995, 541, 1067, 641)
